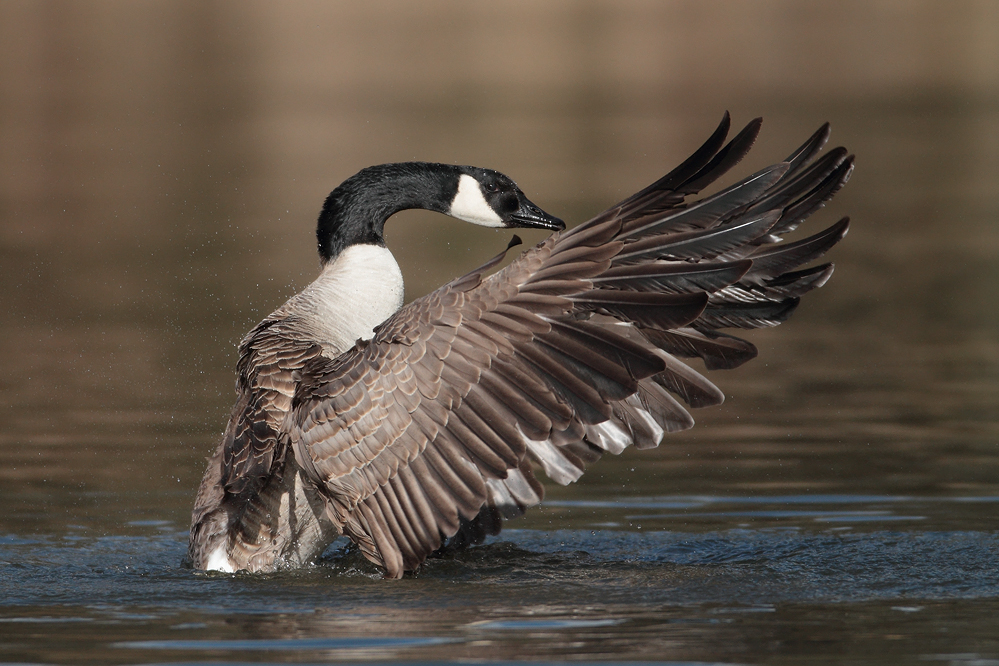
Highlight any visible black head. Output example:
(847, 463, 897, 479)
(448, 166, 565, 232)
(316, 162, 564, 263)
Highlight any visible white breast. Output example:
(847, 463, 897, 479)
(292, 244, 404, 355)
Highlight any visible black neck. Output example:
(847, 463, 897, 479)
(316, 162, 462, 263)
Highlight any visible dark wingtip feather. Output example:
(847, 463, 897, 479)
(575, 290, 709, 329)
(639, 327, 759, 371)
(632, 112, 733, 199)
(679, 117, 764, 195)
(765, 263, 836, 294)
(775, 155, 855, 236)
(784, 122, 831, 173)
(696, 297, 802, 330)
(744, 217, 850, 280)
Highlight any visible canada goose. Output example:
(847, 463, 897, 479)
(188, 114, 853, 577)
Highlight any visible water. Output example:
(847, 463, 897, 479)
(3, 505, 999, 663)
(2, 3, 999, 664)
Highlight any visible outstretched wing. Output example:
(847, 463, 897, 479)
(287, 114, 853, 577)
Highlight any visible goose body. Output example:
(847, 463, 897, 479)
(189, 115, 853, 577)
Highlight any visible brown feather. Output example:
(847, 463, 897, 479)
(192, 116, 851, 577)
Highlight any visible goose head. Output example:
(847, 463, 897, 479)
(317, 162, 564, 263)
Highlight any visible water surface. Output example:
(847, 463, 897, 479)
(2, 3, 998, 664)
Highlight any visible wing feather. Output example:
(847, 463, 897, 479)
(286, 116, 851, 576)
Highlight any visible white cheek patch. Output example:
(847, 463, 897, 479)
(449, 174, 505, 227)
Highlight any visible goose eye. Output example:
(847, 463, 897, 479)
(483, 181, 500, 194)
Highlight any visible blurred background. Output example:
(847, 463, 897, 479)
(1, 2, 999, 662)
(2, 0, 999, 533)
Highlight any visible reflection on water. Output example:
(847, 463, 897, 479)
(2, 2, 999, 665)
